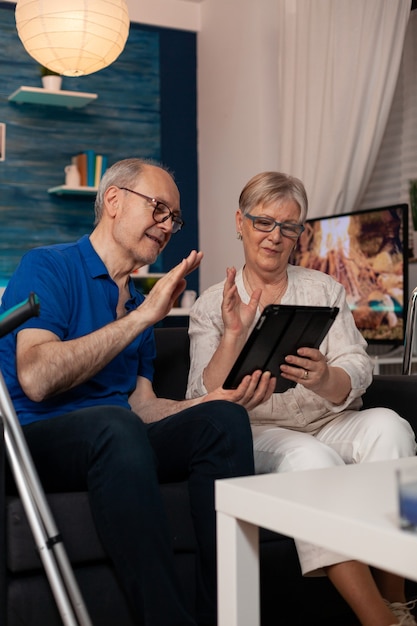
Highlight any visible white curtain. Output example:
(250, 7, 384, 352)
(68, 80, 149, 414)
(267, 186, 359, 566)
(275, 0, 411, 218)
(359, 10, 417, 212)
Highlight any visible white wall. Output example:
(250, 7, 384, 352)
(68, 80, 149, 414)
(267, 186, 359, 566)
(4, 0, 201, 31)
(126, 0, 201, 32)
(198, 0, 281, 290)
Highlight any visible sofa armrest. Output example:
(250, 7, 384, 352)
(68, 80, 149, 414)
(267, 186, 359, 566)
(362, 375, 417, 435)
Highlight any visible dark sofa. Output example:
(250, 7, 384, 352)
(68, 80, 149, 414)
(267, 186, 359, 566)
(1, 326, 416, 626)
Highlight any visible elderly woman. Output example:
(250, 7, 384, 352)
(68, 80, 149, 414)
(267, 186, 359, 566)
(186, 171, 417, 626)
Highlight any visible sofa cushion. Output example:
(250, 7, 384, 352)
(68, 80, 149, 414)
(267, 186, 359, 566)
(6, 491, 106, 572)
(7, 477, 288, 573)
(362, 374, 417, 432)
(6, 481, 200, 573)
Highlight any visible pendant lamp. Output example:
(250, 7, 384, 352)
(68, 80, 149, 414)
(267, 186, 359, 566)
(15, 0, 130, 77)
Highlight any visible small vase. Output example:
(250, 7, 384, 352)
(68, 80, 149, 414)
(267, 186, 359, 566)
(41, 75, 62, 91)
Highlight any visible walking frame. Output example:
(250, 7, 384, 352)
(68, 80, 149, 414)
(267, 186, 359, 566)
(0, 293, 92, 626)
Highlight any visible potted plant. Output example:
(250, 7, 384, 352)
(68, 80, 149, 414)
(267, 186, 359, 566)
(39, 65, 62, 91)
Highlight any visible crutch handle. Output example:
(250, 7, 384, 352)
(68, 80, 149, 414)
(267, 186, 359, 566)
(0, 292, 40, 338)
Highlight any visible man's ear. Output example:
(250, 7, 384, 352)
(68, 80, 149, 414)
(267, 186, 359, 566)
(103, 186, 120, 217)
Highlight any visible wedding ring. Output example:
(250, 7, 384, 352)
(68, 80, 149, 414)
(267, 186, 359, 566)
(303, 369, 309, 380)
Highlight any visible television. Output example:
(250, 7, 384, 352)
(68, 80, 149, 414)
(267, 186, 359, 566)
(291, 204, 409, 346)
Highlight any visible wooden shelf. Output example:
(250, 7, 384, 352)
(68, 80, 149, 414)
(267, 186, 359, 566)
(48, 185, 98, 196)
(8, 86, 97, 108)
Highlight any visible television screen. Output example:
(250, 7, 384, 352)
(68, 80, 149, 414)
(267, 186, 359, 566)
(291, 204, 409, 345)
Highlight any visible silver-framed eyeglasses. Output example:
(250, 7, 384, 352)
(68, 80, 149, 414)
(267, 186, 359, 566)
(119, 187, 185, 233)
(245, 213, 304, 239)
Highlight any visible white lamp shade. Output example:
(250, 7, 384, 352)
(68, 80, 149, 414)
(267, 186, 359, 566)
(15, 0, 130, 77)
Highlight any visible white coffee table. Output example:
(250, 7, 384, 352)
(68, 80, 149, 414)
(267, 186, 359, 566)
(215, 456, 417, 626)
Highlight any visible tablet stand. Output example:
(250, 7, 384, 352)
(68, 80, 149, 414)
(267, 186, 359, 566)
(0, 294, 92, 625)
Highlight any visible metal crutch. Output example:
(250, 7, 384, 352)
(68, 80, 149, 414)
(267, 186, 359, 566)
(402, 286, 417, 376)
(0, 293, 93, 626)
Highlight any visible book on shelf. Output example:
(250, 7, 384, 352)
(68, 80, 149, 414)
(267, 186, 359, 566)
(71, 151, 108, 188)
(85, 150, 96, 187)
(94, 155, 103, 188)
(72, 153, 87, 186)
(94, 154, 108, 187)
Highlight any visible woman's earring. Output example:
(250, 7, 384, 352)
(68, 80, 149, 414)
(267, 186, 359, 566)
(237, 232, 242, 240)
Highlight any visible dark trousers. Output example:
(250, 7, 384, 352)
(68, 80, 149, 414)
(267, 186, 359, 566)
(23, 400, 255, 626)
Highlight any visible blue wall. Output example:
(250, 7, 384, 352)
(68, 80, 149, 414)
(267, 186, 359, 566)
(0, 3, 198, 292)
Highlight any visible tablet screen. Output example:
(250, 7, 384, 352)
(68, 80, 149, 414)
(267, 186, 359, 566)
(223, 304, 339, 393)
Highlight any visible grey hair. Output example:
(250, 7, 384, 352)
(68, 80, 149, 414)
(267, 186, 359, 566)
(238, 171, 308, 223)
(94, 157, 175, 225)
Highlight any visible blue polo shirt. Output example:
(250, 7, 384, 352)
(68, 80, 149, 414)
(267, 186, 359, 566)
(0, 235, 156, 425)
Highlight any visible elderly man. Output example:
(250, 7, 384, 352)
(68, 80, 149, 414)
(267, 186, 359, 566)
(0, 158, 275, 626)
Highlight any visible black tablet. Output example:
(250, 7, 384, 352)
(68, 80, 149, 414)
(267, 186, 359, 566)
(223, 304, 339, 393)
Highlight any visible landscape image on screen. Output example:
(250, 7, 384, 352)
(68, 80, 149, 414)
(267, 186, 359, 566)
(292, 205, 408, 345)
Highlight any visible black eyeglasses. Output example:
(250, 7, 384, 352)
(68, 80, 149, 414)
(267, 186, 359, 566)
(245, 213, 304, 239)
(119, 187, 185, 234)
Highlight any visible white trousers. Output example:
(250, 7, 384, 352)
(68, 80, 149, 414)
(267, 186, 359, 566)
(252, 408, 416, 575)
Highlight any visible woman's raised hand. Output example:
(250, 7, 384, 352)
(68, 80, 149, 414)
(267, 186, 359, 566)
(221, 266, 260, 337)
